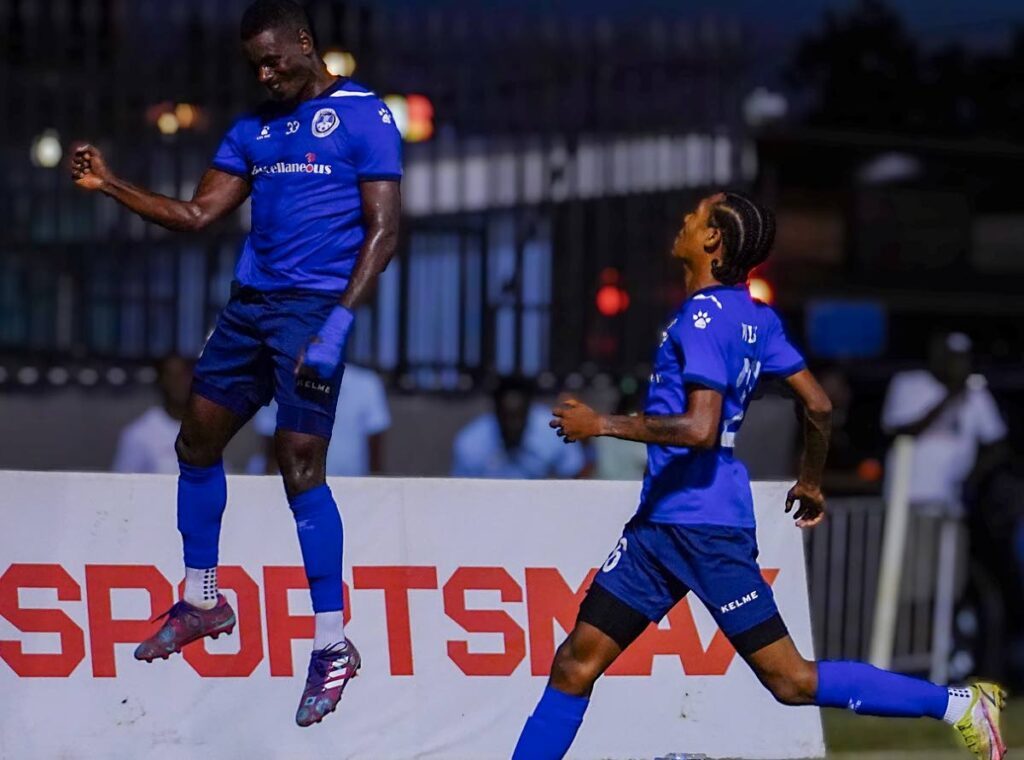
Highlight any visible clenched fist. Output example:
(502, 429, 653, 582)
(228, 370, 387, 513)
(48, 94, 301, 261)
(70, 144, 112, 191)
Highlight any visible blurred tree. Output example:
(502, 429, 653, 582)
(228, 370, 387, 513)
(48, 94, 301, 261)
(788, 0, 1024, 141)
(788, 0, 925, 132)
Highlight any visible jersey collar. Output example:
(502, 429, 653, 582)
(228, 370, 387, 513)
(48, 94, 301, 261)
(314, 77, 350, 100)
(688, 283, 745, 301)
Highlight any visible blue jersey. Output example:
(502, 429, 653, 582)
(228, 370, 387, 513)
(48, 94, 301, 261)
(637, 285, 806, 527)
(211, 78, 402, 293)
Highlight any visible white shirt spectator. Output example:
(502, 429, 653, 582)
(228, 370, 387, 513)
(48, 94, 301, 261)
(594, 436, 648, 481)
(112, 407, 181, 474)
(882, 371, 1006, 506)
(250, 365, 391, 476)
(451, 403, 586, 479)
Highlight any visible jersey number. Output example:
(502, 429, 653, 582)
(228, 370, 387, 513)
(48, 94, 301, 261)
(721, 357, 761, 447)
(602, 537, 628, 573)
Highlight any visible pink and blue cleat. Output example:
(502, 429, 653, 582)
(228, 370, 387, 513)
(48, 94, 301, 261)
(295, 639, 361, 727)
(134, 593, 236, 662)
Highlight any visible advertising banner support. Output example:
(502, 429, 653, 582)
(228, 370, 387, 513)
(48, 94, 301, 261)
(1, 472, 825, 759)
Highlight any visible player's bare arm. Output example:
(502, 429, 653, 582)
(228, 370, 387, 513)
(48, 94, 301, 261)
(295, 180, 400, 383)
(340, 180, 401, 310)
(784, 368, 832, 528)
(551, 388, 722, 448)
(70, 144, 251, 232)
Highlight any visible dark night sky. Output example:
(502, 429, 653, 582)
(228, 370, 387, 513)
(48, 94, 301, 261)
(372, 0, 1024, 50)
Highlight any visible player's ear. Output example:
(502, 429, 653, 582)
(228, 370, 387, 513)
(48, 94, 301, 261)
(298, 28, 314, 55)
(703, 225, 721, 255)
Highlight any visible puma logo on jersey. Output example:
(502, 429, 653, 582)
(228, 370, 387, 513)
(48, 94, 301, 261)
(742, 323, 758, 344)
(692, 310, 712, 329)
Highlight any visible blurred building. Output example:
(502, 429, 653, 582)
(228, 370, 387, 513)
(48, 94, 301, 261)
(0, 0, 748, 389)
(2, 0, 1023, 479)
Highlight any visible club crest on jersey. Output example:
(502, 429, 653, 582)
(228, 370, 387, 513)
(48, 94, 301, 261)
(692, 310, 712, 329)
(312, 108, 340, 138)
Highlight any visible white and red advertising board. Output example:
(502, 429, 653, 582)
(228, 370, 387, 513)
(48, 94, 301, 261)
(0, 472, 825, 759)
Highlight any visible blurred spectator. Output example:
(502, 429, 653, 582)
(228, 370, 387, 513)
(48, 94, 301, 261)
(819, 367, 882, 494)
(248, 365, 391, 476)
(735, 385, 799, 480)
(451, 376, 587, 479)
(594, 382, 647, 481)
(112, 354, 193, 474)
(881, 332, 1007, 513)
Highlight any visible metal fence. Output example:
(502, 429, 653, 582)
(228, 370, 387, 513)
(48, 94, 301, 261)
(805, 496, 981, 680)
(0, 0, 751, 387)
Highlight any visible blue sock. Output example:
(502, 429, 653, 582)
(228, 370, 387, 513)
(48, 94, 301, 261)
(288, 484, 344, 613)
(177, 461, 227, 569)
(512, 685, 590, 760)
(816, 661, 948, 719)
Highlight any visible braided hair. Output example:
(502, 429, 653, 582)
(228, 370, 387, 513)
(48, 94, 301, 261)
(241, 0, 313, 42)
(707, 193, 776, 286)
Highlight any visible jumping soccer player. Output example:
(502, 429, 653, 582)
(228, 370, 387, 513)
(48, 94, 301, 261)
(70, 0, 401, 727)
(512, 193, 1006, 760)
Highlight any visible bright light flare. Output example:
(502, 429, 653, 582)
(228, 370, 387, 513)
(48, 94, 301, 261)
(323, 50, 356, 77)
(748, 277, 774, 304)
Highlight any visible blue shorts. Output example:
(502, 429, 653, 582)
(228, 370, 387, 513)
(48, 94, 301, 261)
(192, 285, 346, 439)
(593, 518, 783, 642)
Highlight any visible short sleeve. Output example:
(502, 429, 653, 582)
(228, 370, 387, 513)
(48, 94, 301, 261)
(112, 427, 146, 473)
(672, 305, 729, 393)
(358, 371, 391, 435)
(347, 101, 403, 181)
(762, 311, 806, 377)
(450, 423, 482, 477)
(881, 371, 944, 432)
(551, 439, 587, 478)
(211, 118, 250, 178)
(969, 386, 1007, 445)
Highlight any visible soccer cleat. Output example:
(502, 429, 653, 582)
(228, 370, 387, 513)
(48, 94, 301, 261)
(953, 682, 1007, 760)
(295, 639, 361, 727)
(133, 593, 236, 662)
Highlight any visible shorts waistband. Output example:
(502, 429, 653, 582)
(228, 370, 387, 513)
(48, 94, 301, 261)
(230, 280, 342, 304)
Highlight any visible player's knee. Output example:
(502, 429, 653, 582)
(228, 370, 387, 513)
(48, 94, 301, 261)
(549, 640, 601, 696)
(763, 660, 817, 706)
(278, 439, 326, 496)
(174, 430, 220, 468)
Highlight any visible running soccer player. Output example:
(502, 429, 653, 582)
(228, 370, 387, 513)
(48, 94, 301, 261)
(70, 0, 400, 727)
(511, 193, 1006, 760)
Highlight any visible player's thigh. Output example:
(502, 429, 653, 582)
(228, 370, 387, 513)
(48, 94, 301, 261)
(274, 428, 329, 498)
(673, 525, 790, 658)
(591, 521, 690, 628)
(191, 297, 273, 423)
(561, 522, 683, 694)
(264, 291, 345, 441)
(741, 635, 818, 706)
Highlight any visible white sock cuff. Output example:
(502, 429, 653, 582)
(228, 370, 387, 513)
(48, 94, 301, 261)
(943, 686, 973, 724)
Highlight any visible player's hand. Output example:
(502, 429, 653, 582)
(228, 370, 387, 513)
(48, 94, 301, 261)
(295, 304, 355, 383)
(550, 397, 603, 443)
(785, 481, 826, 529)
(70, 144, 111, 191)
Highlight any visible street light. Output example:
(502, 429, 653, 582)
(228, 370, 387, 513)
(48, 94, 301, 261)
(31, 130, 62, 168)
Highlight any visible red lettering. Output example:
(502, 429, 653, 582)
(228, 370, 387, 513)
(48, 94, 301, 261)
(181, 566, 263, 677)
(263, 567, 351, 677)
(524, 568, 597, 675)
(609, 568, 781, 676)
(444, 567, 525, 676)
(353, 566, 437, 676)
(0, 563, 85, 677)
(85, 564, 173, 677)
